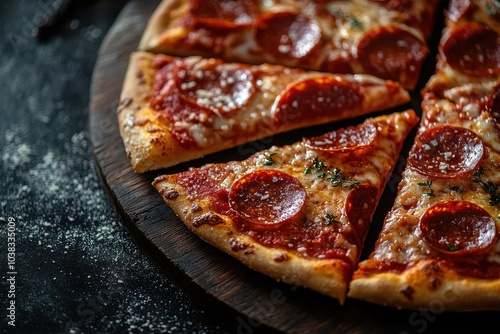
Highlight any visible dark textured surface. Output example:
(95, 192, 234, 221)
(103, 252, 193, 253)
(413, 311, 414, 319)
(0, 1, 227, 333)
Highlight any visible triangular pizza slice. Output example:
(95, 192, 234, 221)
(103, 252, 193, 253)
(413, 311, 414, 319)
(117, 52, 410, 173)
(349, 91, 500, 310)
(153, 110, 419, 303)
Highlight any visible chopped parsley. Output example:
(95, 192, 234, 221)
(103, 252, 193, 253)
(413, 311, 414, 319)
(472, 167, 500, 206)
(331, 7, 363, 30)
(484, 1, 500, 15)
(304, 157, 327, 176)
(324, 213, 340, 225)
(417, 180, 435, 197)
(263, 152, 277, 166)
(349, 17, 363, 29)
(445, 241, 460, 252)
(304, 157, 360, 188)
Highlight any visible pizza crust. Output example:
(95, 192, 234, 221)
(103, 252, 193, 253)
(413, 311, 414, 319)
(348, 260, 500, 311)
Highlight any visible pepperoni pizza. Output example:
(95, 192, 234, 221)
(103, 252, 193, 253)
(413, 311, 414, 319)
(113, 0, 500, 312)
(153, 110, 419, 303)
(118, 52, 410, 172)
(138, 0, 442, 89)
(349, 0, 500, 310)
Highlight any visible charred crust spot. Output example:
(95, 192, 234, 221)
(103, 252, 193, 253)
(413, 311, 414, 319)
(120, 97, 133, 108)
(243, 249, 255, 255)
(229, 237, 249, 252)
(191, 203, 202, 213)
(429, 278, 442, 291)
(161, 189, 179, 200)
(422, 262, 442, 274)
(226, 230, 233, 236)
(400, 285, 415, 300)
(273, 253, 289, 262)
(192, 212, 225, 227)
(422, 262, 443, 291)
(136, 69, 145, 84)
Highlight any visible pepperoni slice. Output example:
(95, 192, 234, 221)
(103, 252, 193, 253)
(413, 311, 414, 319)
(150, 57, 183, 110)
(345, 184, 378, 246)
(189, 0, 258, 28)
(176, 58, 255, 114)
(419, 201, 497, 255)
(441, 23, 500, 77)
(254, 12, 321, 60)
(487, 83, 500, 128)
(357, 25, 427, 88)
(273, 76, 363, 126)
(408, 126, 484, 178)
(228, 170, 306, 227)
(303, 122, 377, 152)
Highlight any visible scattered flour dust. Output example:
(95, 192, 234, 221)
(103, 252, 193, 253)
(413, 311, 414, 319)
(0, 128, 223, 333)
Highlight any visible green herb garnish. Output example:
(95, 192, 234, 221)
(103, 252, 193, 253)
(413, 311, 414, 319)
(472, 167, 500, 206)
(445, 241, 460, 252)
(484, 2, 500, 15)
(331, 7, 363, 30)
(329, 167, 361, 188)
(304, 157, 360, 188)
(417, 180, 435, 197)
(349, 17, 363, 29)
(304, 157, 327, 177)
(263, 152, 277, 166)
(324, 213, 340, 225)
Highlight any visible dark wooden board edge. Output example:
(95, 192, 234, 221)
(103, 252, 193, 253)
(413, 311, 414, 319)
(89, 1, 499, 333)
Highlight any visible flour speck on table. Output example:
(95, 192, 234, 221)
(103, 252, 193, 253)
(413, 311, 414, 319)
(0, 1, 228, 333)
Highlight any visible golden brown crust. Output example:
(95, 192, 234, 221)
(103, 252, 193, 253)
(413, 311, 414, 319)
(348, 260, 500, 311)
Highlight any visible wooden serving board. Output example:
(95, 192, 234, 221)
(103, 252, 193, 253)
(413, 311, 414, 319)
(89, 1, 498, 333)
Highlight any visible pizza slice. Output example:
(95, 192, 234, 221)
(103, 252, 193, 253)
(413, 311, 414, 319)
(348, 90, 500, 310)
(138, 0, 441, 89)
(152, 110, 419, 303)
(424, 0, 500, 106)
(118, 51, 410, 173)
